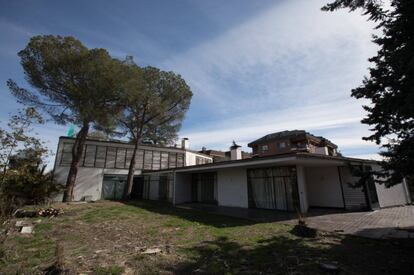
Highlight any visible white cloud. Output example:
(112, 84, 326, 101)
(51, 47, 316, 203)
(161, 0, 378, 157)
(348, 153, 383, 161)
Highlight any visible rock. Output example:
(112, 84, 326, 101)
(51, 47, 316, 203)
(67, 201, 87, 205)
(15, 220, 27, 227)
(286, 256, 299, 266)
(320, 262, 340, 272)
(141, 248, 162, 254)
(21, 226, 34, 234)
(14, 209, 37, 218)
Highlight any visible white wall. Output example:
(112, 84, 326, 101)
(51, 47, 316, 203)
(53, 166, 139, 201)
(376, 181, 410, 207)
(296, 165, 309, 213)
(185, 151, 212, 166)
(305, 166, 344, 208)
(370, 164, 410, 208)
(217, 168, 248, 208)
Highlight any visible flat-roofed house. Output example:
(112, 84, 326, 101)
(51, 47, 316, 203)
(52, 137, 212, 201)
(143, 131, 411, 213)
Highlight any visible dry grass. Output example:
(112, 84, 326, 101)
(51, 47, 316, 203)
(1, 200, 413, 274)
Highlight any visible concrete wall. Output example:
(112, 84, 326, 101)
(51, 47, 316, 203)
(217, 168, 248, 208)
(296, 165, 309, 213)
(305, 166, 344, 208)
(370, 164, 410, 208)
(376, 181, 410, 207)
(53, 166, 138, 201)
(185, 151, 212, 166)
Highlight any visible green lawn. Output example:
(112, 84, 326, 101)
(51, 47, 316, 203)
(1, 200, 413, 274)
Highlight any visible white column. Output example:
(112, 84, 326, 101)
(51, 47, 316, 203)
(296, 165, 309, 213)
(403, 178, 412, 204)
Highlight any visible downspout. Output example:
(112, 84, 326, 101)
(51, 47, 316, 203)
(172, 171, 176, 205)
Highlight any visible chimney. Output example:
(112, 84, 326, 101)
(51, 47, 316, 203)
(181, 138, 189, 149)
(230, 141, 242, 160)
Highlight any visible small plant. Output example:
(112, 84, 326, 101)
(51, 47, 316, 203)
(297, 210, 307, 226)
(291, 209, 317, 238)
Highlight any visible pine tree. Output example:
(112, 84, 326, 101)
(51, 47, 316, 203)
(323, 0, 414, 186)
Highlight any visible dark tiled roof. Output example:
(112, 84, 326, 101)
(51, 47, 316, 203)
(247, 130, 337, 148)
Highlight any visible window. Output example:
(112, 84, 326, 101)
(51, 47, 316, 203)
(115, 148, 126, 168)
(144, 150, 153, 170)
(169, 153, 177, 168)
(58, 141, 188, 171)
(95, 146, 107, 168)
(278, 142, 286, 149)
(177, 154, 184, 167)
(60, 143, 73, 165)
(125, 149, 134, 167)
(152, 151, 161, 170)
(105, 147, 116, 168)
(135, 150, 144, 169)
(83, 145, 96, 167)
(247, 166, 299, 211)
(161, 152, 169, 169)
(261, 144, 269, 152)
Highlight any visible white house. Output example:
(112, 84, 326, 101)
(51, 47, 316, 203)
(142, 149, 411, 213)
(52, 137, 212, 201)
(52, 132, 411, 213)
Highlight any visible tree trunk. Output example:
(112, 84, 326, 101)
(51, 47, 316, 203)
(62, 122, 90, 202)
(125, 136, 140, 199)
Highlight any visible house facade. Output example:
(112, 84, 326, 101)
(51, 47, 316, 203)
(52, 137, 212, 201)
(52, 131, 412, 213)
(248, 130, 338, 157)
(143, 153, 411, 213)
(139, 131, 411, 213)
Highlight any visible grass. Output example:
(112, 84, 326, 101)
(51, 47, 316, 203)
(0, 200, 413, 274)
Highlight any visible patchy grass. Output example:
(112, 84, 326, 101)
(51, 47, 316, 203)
(1, 200, 413, 274)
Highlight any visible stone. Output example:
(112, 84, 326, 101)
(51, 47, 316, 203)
(141, 248, 162, 254)
(320, 262, 340, 272)
(21, 226, 33, 234)
(15, 220, 26, 227)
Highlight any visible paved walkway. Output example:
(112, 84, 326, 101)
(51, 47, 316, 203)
(178, 204, 414, 239)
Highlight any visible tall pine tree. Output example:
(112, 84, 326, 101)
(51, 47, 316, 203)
(323, 0, 414, 186)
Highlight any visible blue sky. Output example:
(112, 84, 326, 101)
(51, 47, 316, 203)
(0, 0, 381, 165)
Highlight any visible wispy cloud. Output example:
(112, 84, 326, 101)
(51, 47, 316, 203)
(160, 0, 378, 158)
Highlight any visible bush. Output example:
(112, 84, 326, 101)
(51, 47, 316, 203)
(0, 166, 60, 217)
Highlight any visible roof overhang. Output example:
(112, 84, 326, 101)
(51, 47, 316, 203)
(143, 153, 378, 175)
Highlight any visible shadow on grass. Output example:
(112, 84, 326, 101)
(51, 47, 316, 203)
(123, 200, 257, 228)
(169, 234, 414, 274)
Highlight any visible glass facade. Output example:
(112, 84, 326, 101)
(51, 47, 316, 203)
(247, 166, 299, 211)
(60, 142, 185, 171)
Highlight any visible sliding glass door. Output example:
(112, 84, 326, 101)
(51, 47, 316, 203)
(191, 172, 217, 204)
(247, 166, 299, 211)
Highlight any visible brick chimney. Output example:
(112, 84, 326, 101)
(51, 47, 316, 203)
(181, 138, 189, 149)
(230, 141, 242, 160)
